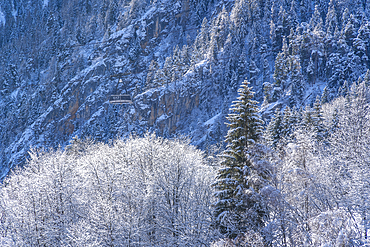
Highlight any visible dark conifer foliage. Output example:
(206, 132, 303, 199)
(213, 80, 271, 239)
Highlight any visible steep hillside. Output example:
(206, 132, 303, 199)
(1, 0, 370, 179)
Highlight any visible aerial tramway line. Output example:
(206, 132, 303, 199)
(109, 78, 133, 105)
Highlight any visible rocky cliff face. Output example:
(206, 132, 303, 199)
(0, 0, 228, 178)
(3, 0, 368, 179)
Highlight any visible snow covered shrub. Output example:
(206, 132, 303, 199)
(309, 208, 361, 247)
(211, 230, 264, 247)
(0, 134, 216, 246)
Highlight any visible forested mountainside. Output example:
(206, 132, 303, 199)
(2, 1, 370, 245)
(1, 0, 370, 178)
(2, 77, 370, 246)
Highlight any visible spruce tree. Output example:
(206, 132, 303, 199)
(281, 106, 295, 141)
(146, 60, 159, 90)
(290, 55, 305, 103)
(249, 59, 260, 86)
(213, 79, 270, 239)
(302, 105, 314, 129)
(192, 18, 209, 63)
(312, 96, 326, 141)
(274, 51, 288, 90)
(363, 70, 370, 87)
(325, 0, 337, 37)
(310, 5, 324, 32)
(265, 109, 282, 149)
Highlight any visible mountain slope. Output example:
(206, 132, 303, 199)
(1, 0, 370, 178)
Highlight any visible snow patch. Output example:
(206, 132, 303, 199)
(156, 114, 169, 122)
(110, 25, 134, 40)
(0, 8, 5, 27)
(129, 107, 136, 115)
(42, 0, 49, 8)
(10, 88, 20, 99)
(203, 113, 222, 127)
(11, 8, 17, 22)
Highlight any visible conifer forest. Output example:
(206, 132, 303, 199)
(2, 0, 370, 246)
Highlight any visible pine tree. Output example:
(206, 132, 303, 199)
(4, 64, 20, 92)
(213, 79, 270, 239)
(302, 105, 314, 130)
(270, 19, 279, 53)
(153, 68, 166, 87)
(265, 109, 282, 149)
(162, 56, 173, 86)
(300, 0, 313, 22)
(312, 96, 326, 141)
(263, 82, 273, 104)
(171, 45, 184, 82)
(281, 106, 295, 141)
(288, 28, 300, 56)
(273, 48, 288, 91)
(342, 13, 357, 46)
(146, 60, 159, 90)
(325, 0, 337, 37)
(357, 22, 370, 67)
(213, 6, 230, 49)
(237, 50, 248, 79)
(321, 86, 331, 104)
(192, 18, 209, 63)
(249, 59, 260, 86)
(363, 69, 370, 87)
(338, 80, 350, 97)
(290, 55, 305, 104)
(180, 45, 191, 70)
(353, 32, 368, 67)
(287, 0, 298, 32)
(231, 0, 249, 41)
(310, 5, 324, 32)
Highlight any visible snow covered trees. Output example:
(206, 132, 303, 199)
(262, 78, 370, 245)
(320, 81, 370, 242)
(0, 134, 216, 246)
(213, 80, 272, 239)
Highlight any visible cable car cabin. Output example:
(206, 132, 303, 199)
(109, 94, 133, 104)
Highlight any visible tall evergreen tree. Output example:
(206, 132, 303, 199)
(312, 96, 326, 141)
(300, 0, 313, 22)
(231, 0, 250, 41)
(281, 106, 295, 142)
(265, 109, 282, 149)
(273, 45, 289, 91)
(325, 0, 338, 37)
(321, 85, 331, 104)
(290, 55, 305, 104)
(310, 5, 324, 32)
(213, 80, 270, 239)
(287, 0, 298, 32)
(146, 60, 159, 90)
(249, 59, 260, 86)
(192, 18, 209, 63)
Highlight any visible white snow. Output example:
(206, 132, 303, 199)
(43, 0, 49, 8)
(110, 25, 134, 40)
(203, 113, 222, 127)
(11, 8, 17, 22)
(156, 114, 169, 122)
(129, 107, 136, 115)
(0, 8, 5, 27)
(10, 88, 20, 99)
